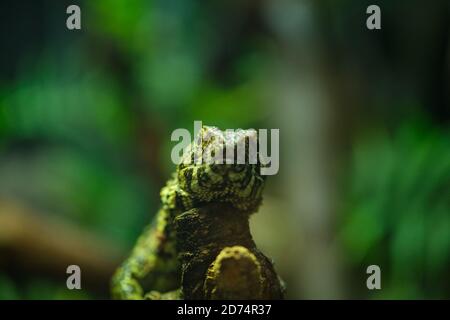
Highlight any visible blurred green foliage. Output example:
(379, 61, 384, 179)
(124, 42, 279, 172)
(0, 0, 448, 299)
(342, 119, 450, 298)
(0, 0, 272, 299)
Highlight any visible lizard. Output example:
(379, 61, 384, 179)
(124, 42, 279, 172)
(111, 125, 284, 299)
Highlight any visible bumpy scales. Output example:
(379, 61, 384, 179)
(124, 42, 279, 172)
(111, 126, 284, 299)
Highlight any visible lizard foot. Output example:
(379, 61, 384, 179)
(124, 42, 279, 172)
(204, 246, 263, 299)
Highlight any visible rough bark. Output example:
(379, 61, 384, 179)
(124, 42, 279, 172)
(174, 203, 284, 300)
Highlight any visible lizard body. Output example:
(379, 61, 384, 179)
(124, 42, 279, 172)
(111, 125, 282, 299)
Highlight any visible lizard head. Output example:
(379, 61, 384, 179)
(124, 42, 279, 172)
(177, 125, 266, 213)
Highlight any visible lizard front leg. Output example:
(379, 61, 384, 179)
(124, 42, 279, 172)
(204, 246, 263, 299)
(111, 208, 180, 299)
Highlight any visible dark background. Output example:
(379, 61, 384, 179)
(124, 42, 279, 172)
(0, 0, 449, 299)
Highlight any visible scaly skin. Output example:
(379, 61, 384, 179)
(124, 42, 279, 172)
(111, 126, 269, 299)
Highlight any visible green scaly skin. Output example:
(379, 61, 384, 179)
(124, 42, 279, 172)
(111, 126, 269, 299)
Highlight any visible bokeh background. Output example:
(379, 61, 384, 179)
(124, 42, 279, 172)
(0, 0, 449, 299)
